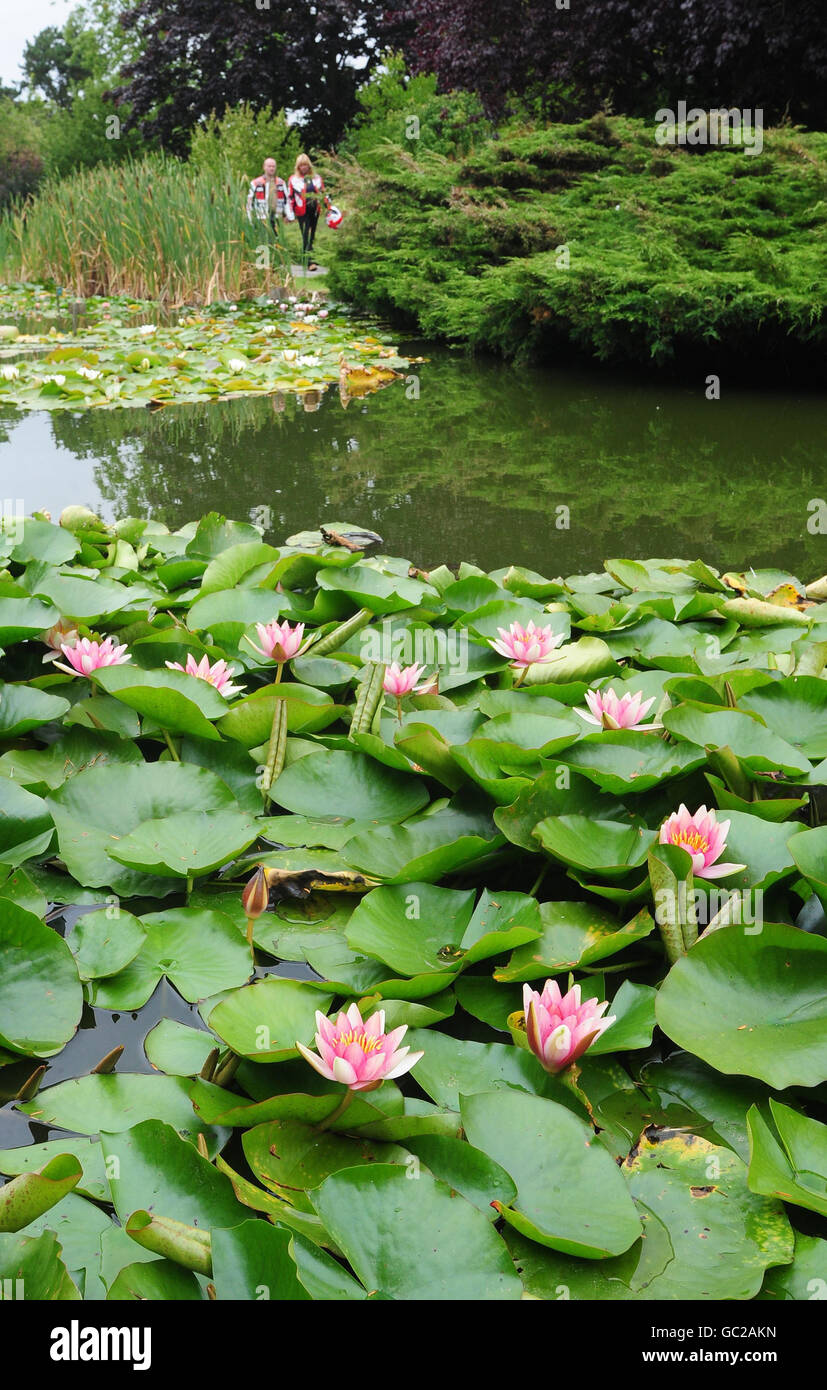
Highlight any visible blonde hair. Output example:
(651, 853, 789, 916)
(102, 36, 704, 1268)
(294, 153, 314, 177)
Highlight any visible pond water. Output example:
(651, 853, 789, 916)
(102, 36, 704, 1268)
(2, 343, 825, 579)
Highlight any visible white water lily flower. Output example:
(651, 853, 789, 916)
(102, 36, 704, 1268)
(227, 357, 246, 373)
(42, 374, 66, 386)
(77, 366, 100, 380)
(1, 365, 19, 380)
(303, 314, 318, 324)
(139, 324, 156, 336)
(261, 323, 276, 334)
(298, 355, 320, 368)
(105, 381, 122, 398)
(139, 357, 151, 371)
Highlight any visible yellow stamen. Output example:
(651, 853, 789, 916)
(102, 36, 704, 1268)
(673, 830, 708, 854)
(339, 1029, 382, 1053)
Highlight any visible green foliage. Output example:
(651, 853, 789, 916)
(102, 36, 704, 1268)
(338, 52, 490, 166)
(0, 100, 45, 209)
(327, 113, 827, 373)
(0, 510, 825, 1298)
(188, 104, 302, 183)
(0, 157, 266, 300)
(18, 0, 146, 178)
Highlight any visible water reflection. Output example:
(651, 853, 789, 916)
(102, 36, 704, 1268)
(1, 348, 824, 576)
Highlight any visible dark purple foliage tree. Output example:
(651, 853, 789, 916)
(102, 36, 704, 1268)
(111, 0, 409, 151)
(389, 0, 827, 127)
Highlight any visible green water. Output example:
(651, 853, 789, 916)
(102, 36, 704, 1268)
(1, 344, 825, 577)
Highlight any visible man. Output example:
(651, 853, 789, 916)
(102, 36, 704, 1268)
(246, 158, 294, 239)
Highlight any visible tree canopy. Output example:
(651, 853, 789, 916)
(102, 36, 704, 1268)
(112, 0, 407, 151)
(390, 0, 827, 128)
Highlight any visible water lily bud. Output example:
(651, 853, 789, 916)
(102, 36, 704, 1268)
(242, 866, 270, 921)
(59, 504, 109, 534)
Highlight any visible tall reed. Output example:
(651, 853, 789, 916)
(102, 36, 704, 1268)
(0, 153, 291, 303)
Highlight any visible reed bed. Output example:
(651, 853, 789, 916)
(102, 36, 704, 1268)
(0, 154, 284, 303)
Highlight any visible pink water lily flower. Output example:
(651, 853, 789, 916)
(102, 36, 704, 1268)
(383, 662, 432, 697)
(659, 804, 746, 879)
(40, 618, 79, 663)
(165, 653, 244, 699)
(577, 687, 658, 730)
(54, 636, 131, 676)
(490, 620, 564, 668)
(245, 619, 309, 664)
(296, 1003, 424, 1092)
(523, 980, 615, 1074)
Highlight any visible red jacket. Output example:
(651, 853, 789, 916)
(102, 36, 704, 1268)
(288, 174, 330, 218)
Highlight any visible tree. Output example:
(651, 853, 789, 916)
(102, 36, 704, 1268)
(111, 0, 409, 152)
(17, 3, 148, 177)
(22, 25, 92, 108)
(391, 0, 827, 128)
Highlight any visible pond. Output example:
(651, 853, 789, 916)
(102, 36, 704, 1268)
(2, 343, 825, 579)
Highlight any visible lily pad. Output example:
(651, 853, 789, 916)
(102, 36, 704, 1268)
(656, 923, 827, 1088)
(310, 1163, 522, 1300)
(461, 1090, 641, 1258)
(0, 903, 82, 1058)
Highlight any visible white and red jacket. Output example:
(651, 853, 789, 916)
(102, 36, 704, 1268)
(246, 175, 294, 223)
(288, 173, 330, 218)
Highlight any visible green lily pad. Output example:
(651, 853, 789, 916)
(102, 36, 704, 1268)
(0, 781, 54, 866)
(0, 1154, 82, 1232)
(47, 762, 238, 895)
(557, 731, 705, 794)
(533, 816, 657, 879)
(107, 1258, 203, 1301)
(310, 1163, 522, 1299)
(788, 825, 827, 912)
(65, 908, 147, 981)
(144, 1019, 217, 1077)
(343, 801, 504, 883)
(345, 883, 540, 978)
(740, 676, 827, 758)
(0, 1137, 109, 1203)
(656, 923, 827, 1088)
(93, 664, 227, 741)
(758, 1232, 827, 1301)
(89, 908, 252, 1009)
(99, 1119, 247, 1229)
(663, 705, 811, 776)
(211, 1220, 310, 1301)
(0, 683, 70, 738)
(0, 1230, 79, 1300)
(20, 1073, 226, 1149)
(495, 902, 655, 980)
(208, 978, 334, 1063)
(107, 807, 258, 878)
(0, 903, 82, 1058)
(270, 749, 428, 821)
(242, 1118, 408, 1212)
(461, 1090, 641, 1258)
(620, 1128, 792, 1300)
(747, 1100, 827, 1217)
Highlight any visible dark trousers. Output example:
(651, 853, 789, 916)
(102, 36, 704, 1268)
(298, 205, 320, 255)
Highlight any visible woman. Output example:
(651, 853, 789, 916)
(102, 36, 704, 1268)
(288, 154, 330, 271)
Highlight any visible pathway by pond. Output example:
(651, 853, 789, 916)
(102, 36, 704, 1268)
(2, 345, 824, 579)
